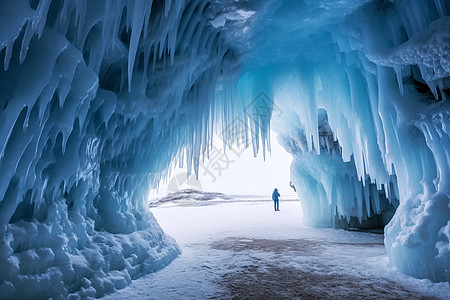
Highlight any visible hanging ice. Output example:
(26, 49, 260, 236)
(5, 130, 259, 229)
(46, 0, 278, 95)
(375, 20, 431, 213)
(0, 0, 449, 297)
(264, 0, 450, 282)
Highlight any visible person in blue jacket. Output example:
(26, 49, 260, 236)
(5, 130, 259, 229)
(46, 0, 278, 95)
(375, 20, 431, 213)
(272, 188, 281, 211)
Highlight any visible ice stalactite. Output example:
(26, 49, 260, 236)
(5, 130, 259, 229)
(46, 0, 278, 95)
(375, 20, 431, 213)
(275, 109, 399, 228)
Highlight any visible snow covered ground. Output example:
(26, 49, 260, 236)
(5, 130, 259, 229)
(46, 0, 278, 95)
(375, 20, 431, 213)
(104, 200, 449, 299)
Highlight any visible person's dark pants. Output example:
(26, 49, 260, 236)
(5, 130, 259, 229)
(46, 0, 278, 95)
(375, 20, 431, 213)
(274, 199, 279, 211)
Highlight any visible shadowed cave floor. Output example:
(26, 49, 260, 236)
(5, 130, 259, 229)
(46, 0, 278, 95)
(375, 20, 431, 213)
(211, 237, 436, 300)
(105, 201, 449, 299)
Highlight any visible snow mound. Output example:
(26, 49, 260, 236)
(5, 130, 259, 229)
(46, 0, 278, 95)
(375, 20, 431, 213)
(150, 189, 234, 207)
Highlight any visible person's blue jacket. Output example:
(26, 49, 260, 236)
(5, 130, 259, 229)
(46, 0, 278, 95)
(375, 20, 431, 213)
(272, 189, 280, 201)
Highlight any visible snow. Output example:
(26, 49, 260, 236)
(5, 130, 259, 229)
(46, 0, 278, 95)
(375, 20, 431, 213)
(105, 200, 450, 299)
(368, 16, 450, 84)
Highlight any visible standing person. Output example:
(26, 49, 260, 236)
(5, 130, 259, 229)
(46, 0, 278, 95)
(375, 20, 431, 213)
(272, 188, 281, 211)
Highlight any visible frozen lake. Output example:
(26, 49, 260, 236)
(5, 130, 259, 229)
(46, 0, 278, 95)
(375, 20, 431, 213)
(105, 200, 449, 299)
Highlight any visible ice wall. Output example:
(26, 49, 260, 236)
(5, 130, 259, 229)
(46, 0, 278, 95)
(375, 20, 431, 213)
(243, 0, 450, 282)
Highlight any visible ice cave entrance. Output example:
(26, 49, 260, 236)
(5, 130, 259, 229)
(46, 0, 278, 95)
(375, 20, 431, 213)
(149, 130, 299, 206)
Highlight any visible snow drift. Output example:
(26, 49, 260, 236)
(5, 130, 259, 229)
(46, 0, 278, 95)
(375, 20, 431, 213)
(0, 0, 449, 297)
(148, 189, 233, 207)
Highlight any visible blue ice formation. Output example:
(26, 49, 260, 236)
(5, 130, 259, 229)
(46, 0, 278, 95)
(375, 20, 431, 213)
(0, 0, 449, 297)
(263, 1, 450, 282)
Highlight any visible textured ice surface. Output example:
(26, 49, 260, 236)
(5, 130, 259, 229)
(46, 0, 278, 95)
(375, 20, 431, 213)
(0, 0, 449, 296)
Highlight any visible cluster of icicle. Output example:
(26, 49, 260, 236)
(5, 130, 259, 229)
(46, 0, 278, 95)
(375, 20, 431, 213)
(0, 0, 257, 297)
(264, 0, 449, 282)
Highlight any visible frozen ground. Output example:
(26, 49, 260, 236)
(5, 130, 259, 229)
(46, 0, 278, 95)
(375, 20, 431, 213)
(104, 200, 450, 299)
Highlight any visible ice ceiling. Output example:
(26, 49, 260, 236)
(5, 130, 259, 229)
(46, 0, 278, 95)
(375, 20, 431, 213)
(0, 0, 449, 297)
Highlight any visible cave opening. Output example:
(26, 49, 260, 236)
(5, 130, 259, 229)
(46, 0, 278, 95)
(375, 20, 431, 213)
(148, 130, 296, 200)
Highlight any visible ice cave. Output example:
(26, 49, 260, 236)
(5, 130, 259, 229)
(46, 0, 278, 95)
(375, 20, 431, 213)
(0, 0, 449, 298)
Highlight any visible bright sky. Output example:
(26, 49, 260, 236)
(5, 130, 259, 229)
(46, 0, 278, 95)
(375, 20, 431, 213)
(149, 131, 297, 199)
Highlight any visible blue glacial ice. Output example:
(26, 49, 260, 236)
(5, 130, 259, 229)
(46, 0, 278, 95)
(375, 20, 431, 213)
(0, 0, 449, 297)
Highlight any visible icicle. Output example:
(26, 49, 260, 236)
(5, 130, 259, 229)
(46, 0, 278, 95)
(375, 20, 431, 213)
(394, 65, 404, 95)
(19, 21, 33, 64)
(75, 0, 87, 43)
(436, 78, 446, 101)
(3, 42, 13, 71)
(31, 0, 51, 38)
(165, 0, 172, 17)
(127, 0, 148, 92)
(434, 0, 447, 17)
(363, 178, 370, 216)
(427, 80, 439, 100)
